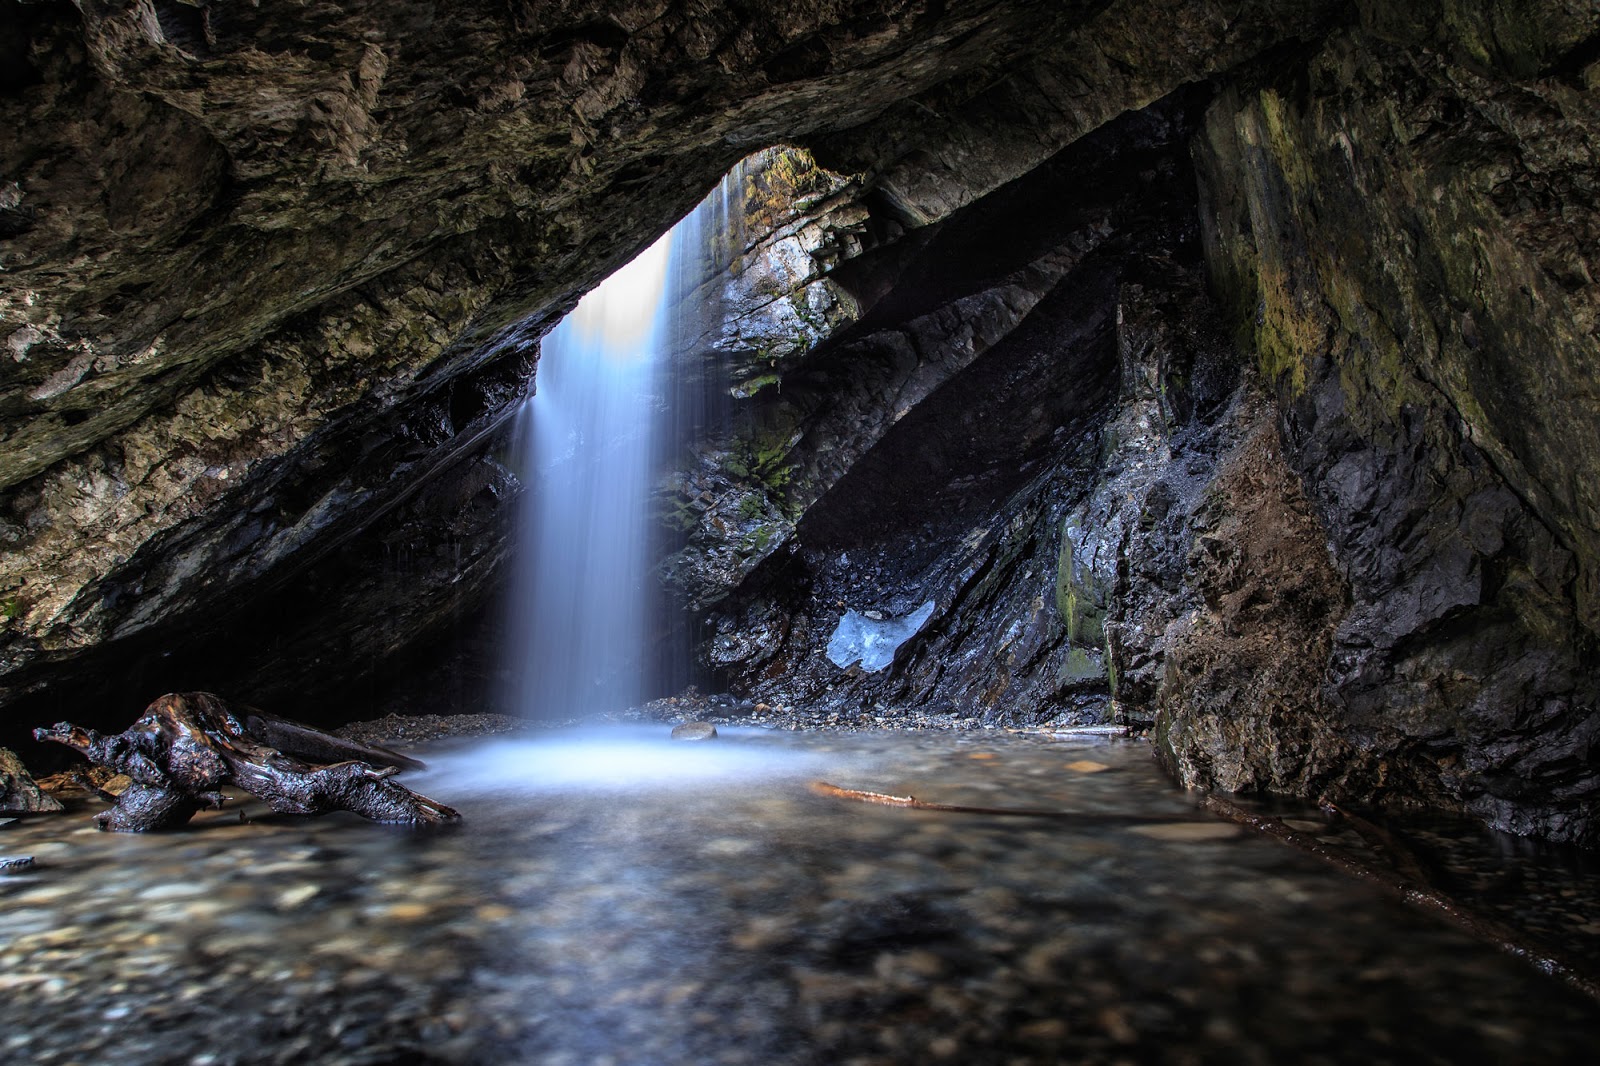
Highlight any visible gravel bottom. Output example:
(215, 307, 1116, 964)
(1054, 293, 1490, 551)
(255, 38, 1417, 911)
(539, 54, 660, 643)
(3, 724, 1598, 1065)
(335, 711, 528, 748)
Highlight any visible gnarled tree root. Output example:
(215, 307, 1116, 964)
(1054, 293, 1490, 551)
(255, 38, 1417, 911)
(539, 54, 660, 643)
(35, 692, 458, 831)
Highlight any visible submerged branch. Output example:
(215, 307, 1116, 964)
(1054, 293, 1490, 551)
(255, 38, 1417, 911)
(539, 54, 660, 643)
(810, 781, 1202, 825)
(811, 778, 1600, 1005)
(1322, 799, 1437, 886)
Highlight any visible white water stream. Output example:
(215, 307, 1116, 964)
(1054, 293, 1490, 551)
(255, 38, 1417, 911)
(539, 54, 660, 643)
(506, 166, 744, 720)
(506, 233, 673, 719)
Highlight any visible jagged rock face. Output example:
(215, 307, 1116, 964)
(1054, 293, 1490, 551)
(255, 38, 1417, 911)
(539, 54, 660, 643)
(698, 4, 1600, 845)
(701, 95, 1224, 722)
(654, 149, 865, 610)
(1189, 6, 1600, 840)
(0, 0, 1333, 734)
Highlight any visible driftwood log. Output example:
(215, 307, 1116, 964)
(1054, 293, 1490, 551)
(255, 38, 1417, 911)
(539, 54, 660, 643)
(809, 781, 1191, 824)
(34, 692, 458, 831)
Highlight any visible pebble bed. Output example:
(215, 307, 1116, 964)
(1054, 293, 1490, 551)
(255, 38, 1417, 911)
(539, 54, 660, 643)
(3, 726, 1598, 1065)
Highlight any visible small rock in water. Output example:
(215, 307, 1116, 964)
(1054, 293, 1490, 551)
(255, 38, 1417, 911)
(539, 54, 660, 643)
(671, 722, 718, 741)
(275, 884, 321, 910)
(0, 817, 17, 829)
(0, 854, 35, 874)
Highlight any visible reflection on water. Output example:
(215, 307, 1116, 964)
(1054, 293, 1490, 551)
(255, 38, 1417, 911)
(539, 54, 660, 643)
(2, 729, 1598, 1065)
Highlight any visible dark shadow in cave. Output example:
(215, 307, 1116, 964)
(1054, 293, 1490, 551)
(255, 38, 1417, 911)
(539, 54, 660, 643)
(732, 87, 1213, 613)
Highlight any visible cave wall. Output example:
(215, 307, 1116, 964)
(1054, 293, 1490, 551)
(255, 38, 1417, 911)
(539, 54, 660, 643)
(697, 93, 1230, 723)
(691, 5, 1600, 845)
(1183, 6, 1600, 840)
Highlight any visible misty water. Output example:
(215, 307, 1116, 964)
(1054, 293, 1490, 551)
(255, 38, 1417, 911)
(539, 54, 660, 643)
(505, 228, 674, 719)
(505, 156, 741, 721)
(4, 728, 1599, 1064)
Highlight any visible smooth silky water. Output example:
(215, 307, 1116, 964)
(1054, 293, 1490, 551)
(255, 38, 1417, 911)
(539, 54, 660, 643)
(4, 728, 1600, 1064)
(504, 154, 740, 721)
(504, 229, 674, 720)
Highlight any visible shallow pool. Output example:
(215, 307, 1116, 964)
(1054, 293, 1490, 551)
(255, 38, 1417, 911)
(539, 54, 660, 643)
(2, 727, 1597, 1064)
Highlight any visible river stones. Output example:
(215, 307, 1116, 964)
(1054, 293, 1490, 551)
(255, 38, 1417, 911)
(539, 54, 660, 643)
(671, 722, 719, 741)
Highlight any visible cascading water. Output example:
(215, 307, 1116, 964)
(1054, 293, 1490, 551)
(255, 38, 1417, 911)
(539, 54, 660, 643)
(506, 235, 673, 720)
(507, 164, 746, 720)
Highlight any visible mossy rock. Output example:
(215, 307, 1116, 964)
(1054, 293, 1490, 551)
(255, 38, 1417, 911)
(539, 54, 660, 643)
(1055, 520, 1107, 648)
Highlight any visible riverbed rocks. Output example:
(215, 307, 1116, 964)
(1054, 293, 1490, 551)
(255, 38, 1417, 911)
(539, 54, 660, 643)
(4, 729, 1599, 1064)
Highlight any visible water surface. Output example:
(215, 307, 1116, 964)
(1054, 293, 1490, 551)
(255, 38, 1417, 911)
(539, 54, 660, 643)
(3, 729, 1597, 1064)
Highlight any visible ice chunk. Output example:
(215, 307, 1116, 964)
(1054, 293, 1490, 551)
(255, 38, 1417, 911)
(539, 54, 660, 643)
(826, 600, 937, 672)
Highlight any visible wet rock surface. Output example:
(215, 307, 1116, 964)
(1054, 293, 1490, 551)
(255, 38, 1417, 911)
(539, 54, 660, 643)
(1190, 8, 1600, 842)
(2, 728, 1598, 1064)
(682, 4, 1600, 845)
(0, 746, 62, 813)
(701, 93, 1219, 726)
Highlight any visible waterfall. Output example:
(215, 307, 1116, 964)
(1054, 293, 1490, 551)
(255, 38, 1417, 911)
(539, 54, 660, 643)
(507, 164, 747, 720)
(507, 235, 672, 720)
